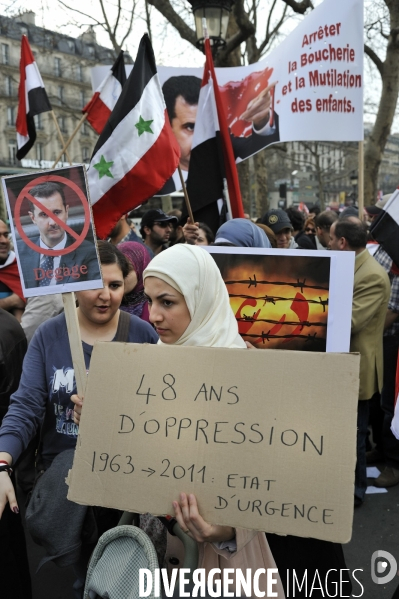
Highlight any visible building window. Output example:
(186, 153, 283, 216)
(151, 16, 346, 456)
(34, 113, 43, 130)
(80, 90, 85, 108)
(58, 85, 64, 103)
(87, 45, 95, 57)
(54, 57, 61, 77)
(58, 116, 67, 133)
(1, 43, 9, 65)
(7, 106, 15, 126)
(8, 141, 17, 164)
(82, 147, 90, 163)
(5, 76, 12, 96)
(36, 142, 44, 162)
(20, 26, 28, 36)
(67, 40, 75, 53)
(82, 120, 89, 136)
(76, 64, 83, 82)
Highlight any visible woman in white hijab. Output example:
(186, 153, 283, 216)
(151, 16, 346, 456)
(143, 244, 285, 598)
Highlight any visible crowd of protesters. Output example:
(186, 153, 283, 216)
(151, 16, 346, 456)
(0, 194, 398, 599)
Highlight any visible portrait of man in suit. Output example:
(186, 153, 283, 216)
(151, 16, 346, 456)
(159, 73, 280, 194)
(17, 181, 101, 289)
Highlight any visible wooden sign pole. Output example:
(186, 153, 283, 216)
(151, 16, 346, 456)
(50, 110, 73, 166)
(358, 141, 364, 217)
(62, 292, 87, 397)
(52, 113, 89, 169)
(177, 164, 195, 223)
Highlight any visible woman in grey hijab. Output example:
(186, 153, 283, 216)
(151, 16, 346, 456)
(214, 218, 271, 248)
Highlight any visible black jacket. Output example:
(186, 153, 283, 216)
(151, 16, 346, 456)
(0, 308, 27, 423)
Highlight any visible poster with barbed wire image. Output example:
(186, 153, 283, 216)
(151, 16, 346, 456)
(207, 247, 355, 353)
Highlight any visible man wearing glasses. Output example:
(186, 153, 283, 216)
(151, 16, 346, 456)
(140, 209, 178, 256)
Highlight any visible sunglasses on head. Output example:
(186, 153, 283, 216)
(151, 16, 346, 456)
(153, 221, 172, 228)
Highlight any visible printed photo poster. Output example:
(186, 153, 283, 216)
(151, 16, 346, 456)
(91, 0, 363, 189)
(207, 247, 355, 353)
(2, 165, 103, 298)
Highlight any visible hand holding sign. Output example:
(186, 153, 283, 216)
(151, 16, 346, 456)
(173, 492, 235, 543)
(71, 393, 84, 425)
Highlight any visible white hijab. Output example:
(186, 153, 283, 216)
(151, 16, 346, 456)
(143, 245, 246, 348)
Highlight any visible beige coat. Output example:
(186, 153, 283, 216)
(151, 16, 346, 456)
(350, 250, 390, 400)
(166, 528, 286, 598)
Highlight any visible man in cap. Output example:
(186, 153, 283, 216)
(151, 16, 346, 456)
(329, 217, 390, 505)
(261, 209, 295, 249)
(140, 209, 178, 256)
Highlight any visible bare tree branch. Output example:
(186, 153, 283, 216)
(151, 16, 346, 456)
(99, 0, 120, 51)
(58, 0, 105, 28)
(146, 0, 197, 46)
(119, 0, 136, 49)
(144, 0, 153, 43)
(364, 43, 384, 77)
(216, 0, 256, 65)
(258, 2, 288, 57)
(280, 0, 314, 15)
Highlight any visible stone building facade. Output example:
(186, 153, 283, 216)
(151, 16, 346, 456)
(0, 10, 119, 175)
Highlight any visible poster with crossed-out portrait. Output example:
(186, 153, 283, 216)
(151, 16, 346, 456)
(2, 165, 103, 298)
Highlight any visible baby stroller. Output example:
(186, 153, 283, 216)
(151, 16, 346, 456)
(83, 512, 199, 599)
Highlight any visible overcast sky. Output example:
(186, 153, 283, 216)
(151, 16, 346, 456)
(0, 0, 397, 131)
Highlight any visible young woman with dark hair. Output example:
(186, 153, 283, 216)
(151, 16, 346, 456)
(0, 241, 158, 596)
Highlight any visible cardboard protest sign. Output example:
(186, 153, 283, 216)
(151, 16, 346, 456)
(92, 0, 363, 185)
(68, 344, 360, 543)
(207, 247, 355, 353)
(2, 165, 102, 298)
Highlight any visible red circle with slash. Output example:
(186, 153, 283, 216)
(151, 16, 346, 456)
(14, 174, 91, 256)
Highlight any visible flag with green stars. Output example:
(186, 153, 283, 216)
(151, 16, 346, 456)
(88, 34, 180, 239)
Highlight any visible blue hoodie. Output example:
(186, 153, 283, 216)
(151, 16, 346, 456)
(0, 312, 158, 466)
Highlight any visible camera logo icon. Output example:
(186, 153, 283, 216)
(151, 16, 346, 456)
(371, 550, 398, 584)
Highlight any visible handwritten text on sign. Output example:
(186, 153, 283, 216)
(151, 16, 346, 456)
(68, 344, 359, 543)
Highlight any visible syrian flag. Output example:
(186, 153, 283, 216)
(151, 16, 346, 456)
(88, 34, 180, 240)
(16, 36, 52, 160)
(370, 188, 399, 267)
(185, 37, 244, 230)
(82, 50, 126, 134)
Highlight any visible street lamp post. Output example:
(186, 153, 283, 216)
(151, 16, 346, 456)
(291, 170, 298, 205)
(188, 0, 235, 53)
(350, 172, 358, 206)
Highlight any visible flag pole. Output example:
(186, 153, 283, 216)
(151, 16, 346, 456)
(50, 110, 73, 165)
(358, 140, 364, 217)
(178, 164, 195, 223)
(52, 113, 88, 169)
(62, 292, 87, 397)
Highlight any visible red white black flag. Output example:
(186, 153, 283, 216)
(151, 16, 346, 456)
(16, 36, 52, 160)
(185, 37, 244, 231)
(82, 50, 126, 134)
(88, 34, 180, 239)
